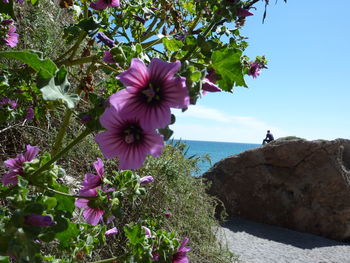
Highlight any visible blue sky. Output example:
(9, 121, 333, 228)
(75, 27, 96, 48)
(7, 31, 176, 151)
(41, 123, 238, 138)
(172, 0, 350, 143)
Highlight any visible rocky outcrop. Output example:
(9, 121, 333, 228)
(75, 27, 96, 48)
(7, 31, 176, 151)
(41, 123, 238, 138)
(204, 138, 350, 241)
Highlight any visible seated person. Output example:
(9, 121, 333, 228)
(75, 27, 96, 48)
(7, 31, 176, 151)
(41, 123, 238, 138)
(262, 130, 274, 145)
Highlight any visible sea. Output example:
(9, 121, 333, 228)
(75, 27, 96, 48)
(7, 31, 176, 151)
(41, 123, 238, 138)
(172, 140, 260, 176)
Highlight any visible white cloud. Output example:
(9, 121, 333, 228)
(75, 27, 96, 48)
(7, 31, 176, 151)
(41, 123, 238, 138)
(172, 105, 288, 143)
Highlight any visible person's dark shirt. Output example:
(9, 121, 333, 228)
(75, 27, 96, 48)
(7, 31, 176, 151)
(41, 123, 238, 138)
(266, 133, 274, 141)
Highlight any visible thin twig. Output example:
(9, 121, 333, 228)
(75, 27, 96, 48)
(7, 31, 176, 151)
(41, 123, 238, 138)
(0, 124, 48, 135)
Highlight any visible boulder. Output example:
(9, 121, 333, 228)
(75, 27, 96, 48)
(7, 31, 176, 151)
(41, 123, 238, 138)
(204, 138, 350, 241)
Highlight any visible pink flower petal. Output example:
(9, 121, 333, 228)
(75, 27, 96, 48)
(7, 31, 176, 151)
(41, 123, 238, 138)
(1, 170, 19, 186)
(163, 77, 189, 109)
(23, 145, 40, 162)
(116, 58, 149, 89)
(81, 173, 101, 191)
(93, 158, 104, 178)
(148, 59, 181, 82)
(4, 157, 22, 169)
(105, 227, 118, 236)
(140, 176, 154, 184)
(90, 0, 119, 10)
(142, 226, 152, 237)
(83, 207, 104, 225)
(75, 198, 89, 209)
(99, 106, 124, 130)
(95, 131, 124, 159)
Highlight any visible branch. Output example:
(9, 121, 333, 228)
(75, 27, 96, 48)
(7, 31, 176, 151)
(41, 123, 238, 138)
(29, 128, 91, 178)
(0, 123, 48, 134)
(57, 55, 99, 67)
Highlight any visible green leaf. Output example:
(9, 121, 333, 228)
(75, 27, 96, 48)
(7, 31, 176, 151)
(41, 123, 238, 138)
(0, 256, 10, 263)
(43, 197, 57, 210)
(124, 224, 144, 245)
(54, 193, 75, 214)
(158, 127, 173, 141)
(211, 47, 247, 91)
(40, 67, 79, 109)
(77, 17, 101, 36)
(0, 50, 57, 79)
(189, 71, 201, 82)
(55, 222, 79, 247)
(162, 38, 183, 52)
(0, 0, 14, 18)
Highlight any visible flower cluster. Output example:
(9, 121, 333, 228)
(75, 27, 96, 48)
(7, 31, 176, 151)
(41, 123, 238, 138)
(95, 58, 190, 170)
(0, 97, 17, 109)
(75, 158, 106, 225)
(248, 62, 263, 79)
(2, 145, 40, 186)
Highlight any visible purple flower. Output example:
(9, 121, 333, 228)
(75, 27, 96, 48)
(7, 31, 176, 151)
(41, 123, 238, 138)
(80, 114, 92, 123)
(0, 97, 17, 109)
(80, 158, 104, 192)
(164, 212, 172, 218)
(172, 237, 191, 263)
(2, 0, 9, 3)
(90, 0, 120, 10)
(237, 8, 254, 17)
(2, 145, 40, 186)
(107, 215, 115, 224)
(94, 106, 164, 170)
(24, 214, 54, 227)
(248, 62, 262, 78)
(105, 227, 118, 236)
(25, 107, 34, 121)
(152, 252, 160, 261)
(103, 50, 117, 64)
(202, 70, 221, 95)
(75, 188, 105, 225)
(109, 58, 189, 130)
(133, 15, 146, 25)
(96, 32, 115, 48)
(140, 176, 154, 185)
(3, 25, 19, 48)
(142, 226, 152, 238)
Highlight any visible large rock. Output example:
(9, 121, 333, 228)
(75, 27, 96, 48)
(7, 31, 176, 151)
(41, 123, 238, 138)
(204, 138, 350, 241)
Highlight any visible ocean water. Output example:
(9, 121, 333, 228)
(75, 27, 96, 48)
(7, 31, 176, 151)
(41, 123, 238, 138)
(174, 140, 260, 176)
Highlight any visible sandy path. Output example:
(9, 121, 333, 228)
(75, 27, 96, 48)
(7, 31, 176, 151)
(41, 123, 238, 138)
(217, 217, 350, 263)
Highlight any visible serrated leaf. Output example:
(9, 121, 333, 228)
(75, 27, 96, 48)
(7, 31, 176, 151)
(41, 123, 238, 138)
(212, 47, 247, 91)
(40, 67, 79, 109)
(0, 50, 57, 79)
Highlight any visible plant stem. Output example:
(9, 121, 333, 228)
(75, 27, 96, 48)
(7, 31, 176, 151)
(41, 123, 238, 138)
(51, 110, 73, 156)
(70, 31, 88, 60)
(142, 38, 163, 50)
(58, 55, 99, 67)
(181, 18, 218, 62)
(139, 17, 159, 42)
(30, 129, 91, 178)
(46, 187, 96, 199)
(88, 256, 124, 263)
(98, 63, 122, 73)
(55, 32, 87, 63)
